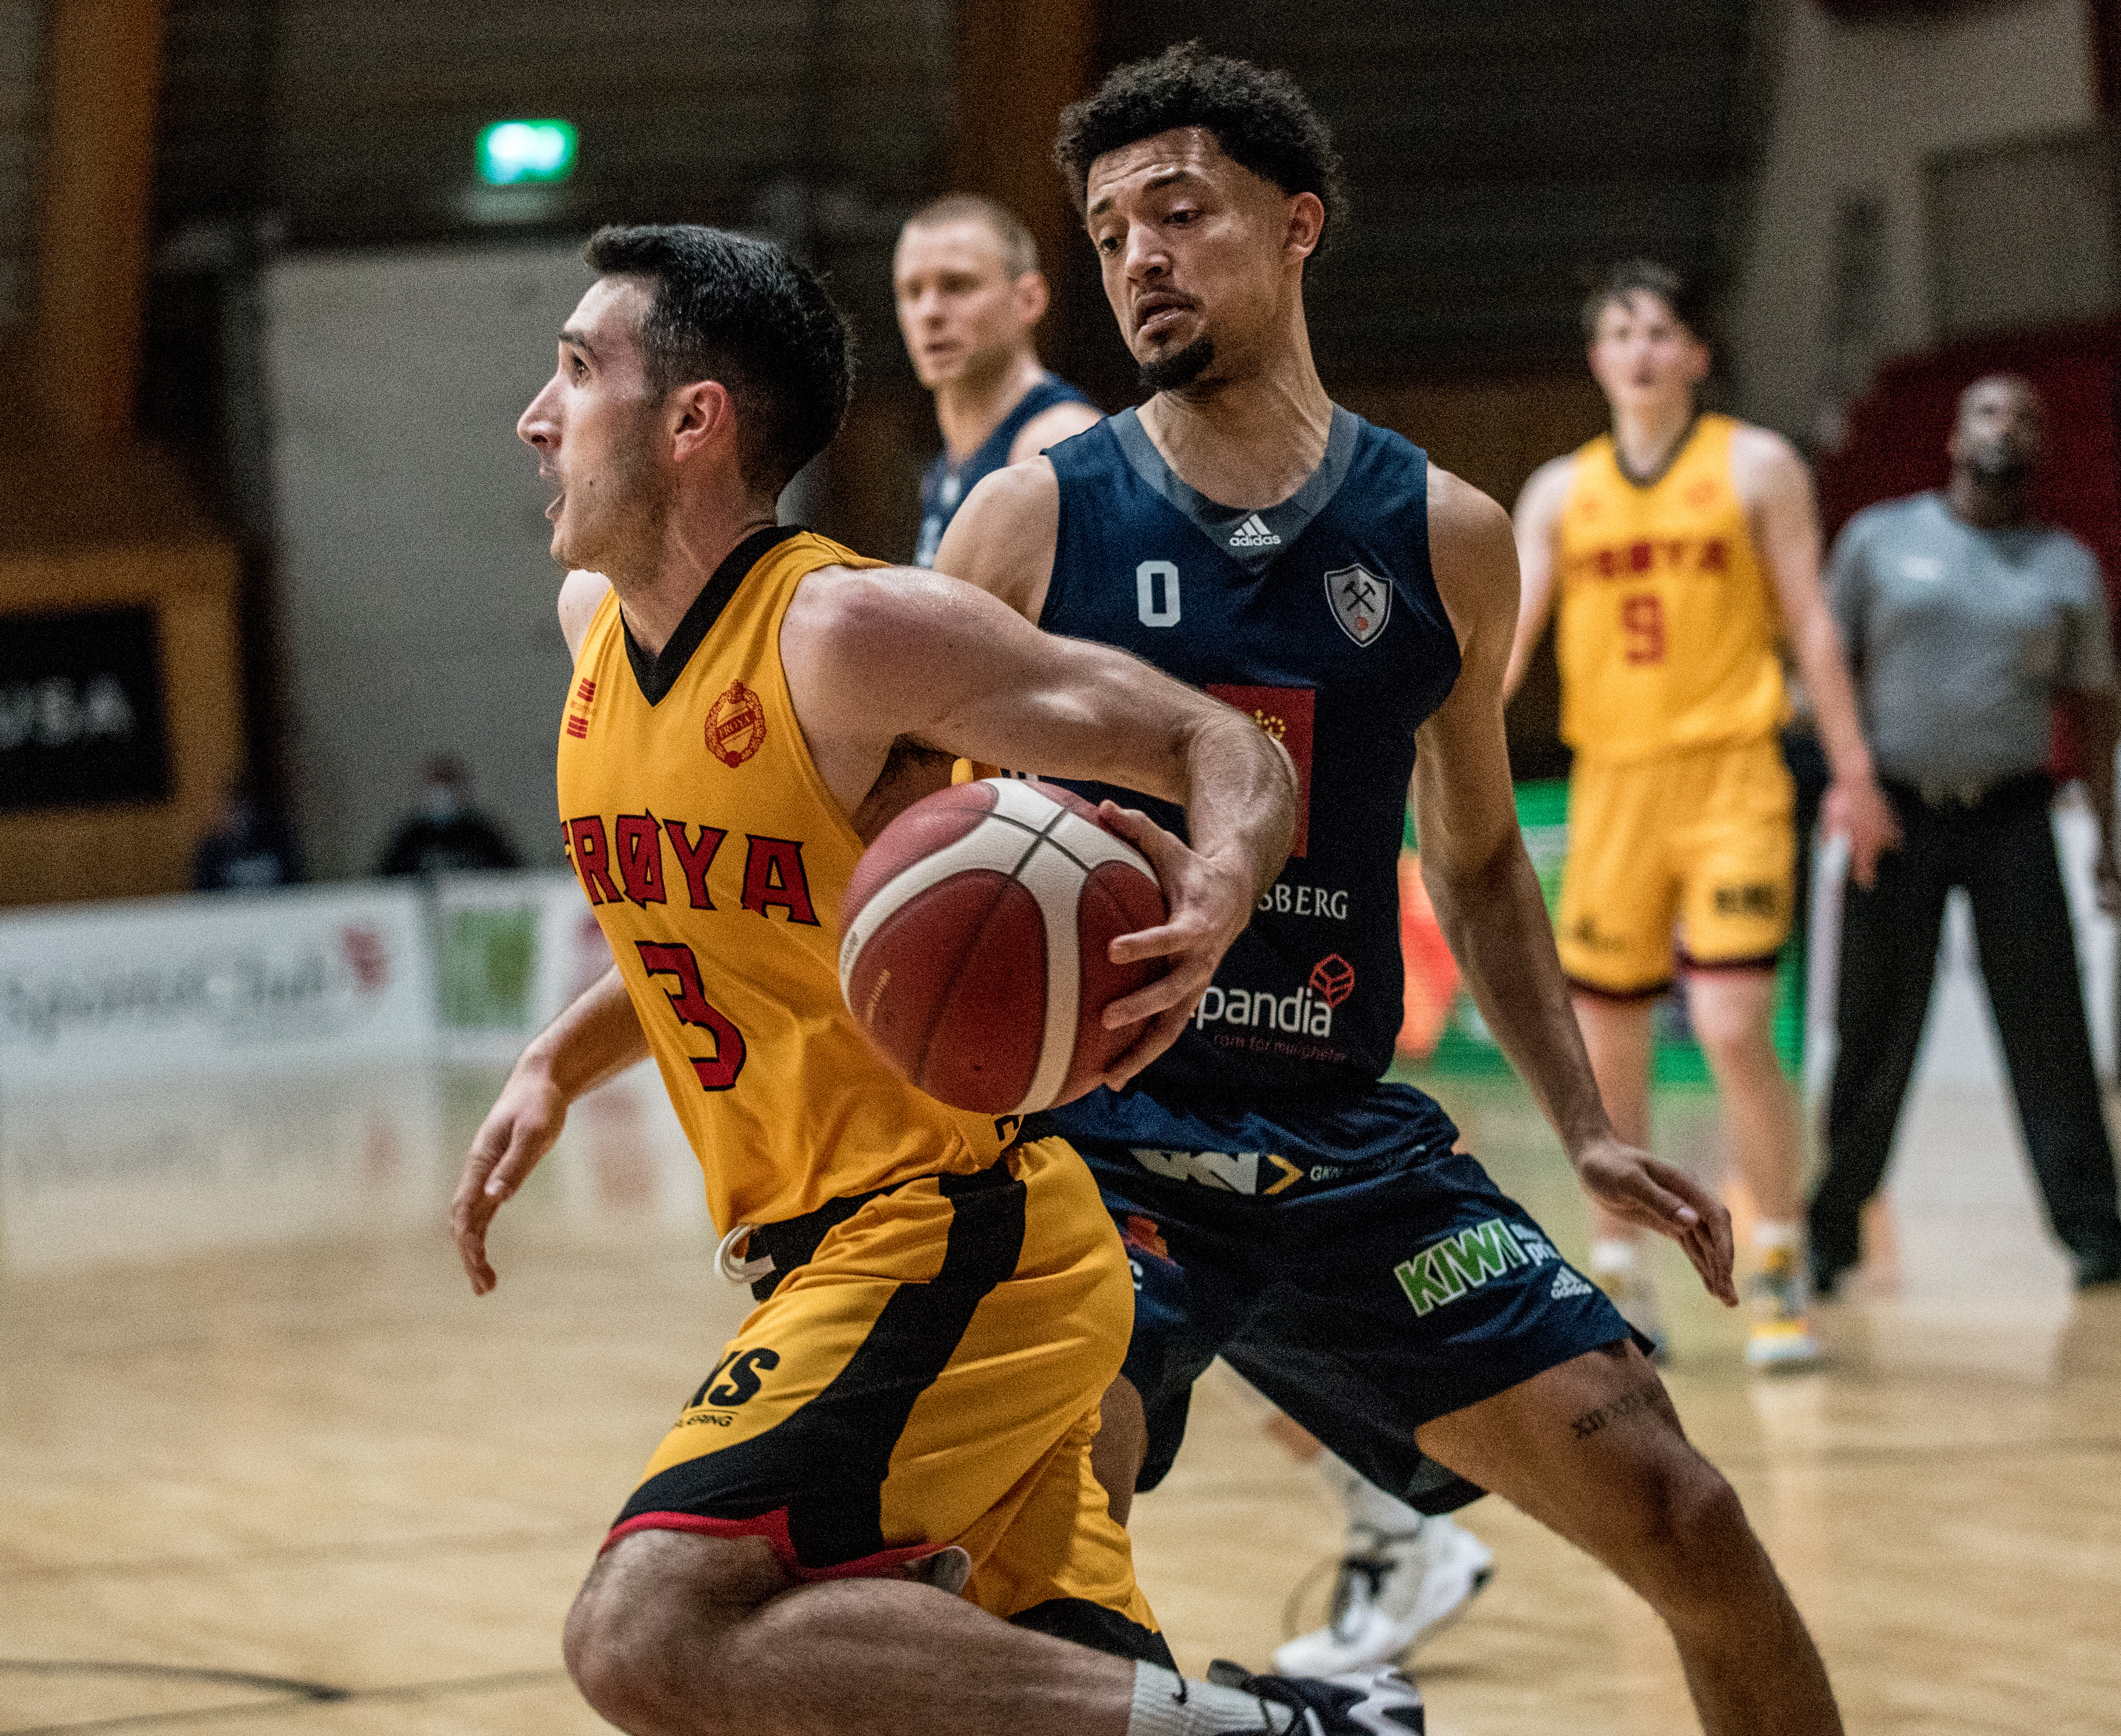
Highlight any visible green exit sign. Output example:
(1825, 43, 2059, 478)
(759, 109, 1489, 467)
(477, 119, 578, 187)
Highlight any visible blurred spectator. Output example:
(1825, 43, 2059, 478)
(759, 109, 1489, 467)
(192, 779, 305, 892)
(1815, 374, 2121, 1293)
(377, 755, 518, 877)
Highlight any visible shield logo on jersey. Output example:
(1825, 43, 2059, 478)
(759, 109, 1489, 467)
(1324, 563, 1392, 647)
(706, 679, 768, 767)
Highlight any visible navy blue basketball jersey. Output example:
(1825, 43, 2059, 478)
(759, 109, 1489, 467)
(1038, 406, 1461, 1097)
(913, 374, 1097, 566)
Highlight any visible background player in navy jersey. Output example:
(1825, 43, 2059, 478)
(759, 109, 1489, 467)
(894, 194, 1102, 565)
(936, 46, 1843, 1736)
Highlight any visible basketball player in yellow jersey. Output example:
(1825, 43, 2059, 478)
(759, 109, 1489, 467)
(1510, 261, 1896, 1369)
(443, 225, 1444, 1736)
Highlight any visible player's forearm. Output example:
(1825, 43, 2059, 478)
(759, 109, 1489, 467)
(516, 963, 651, 1101)
(1501, 565, 1554, 704)
(1177, 709, 1300, 904)
(1423, 841, 1614, 1158)
(1791, 609, 1876, 787)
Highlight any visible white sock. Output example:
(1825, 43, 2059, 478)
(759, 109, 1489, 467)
(1128, 1663, 1298, 1736)
(1339, 1466, 1426, 1539)
(1589, 1237, 1639, 1274)
(1753, 1219, 1803, 1254)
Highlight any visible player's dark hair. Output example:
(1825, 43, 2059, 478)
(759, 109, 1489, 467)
(1053, 43, 1346, 257)
(1580, 259, 1713, 345)
(582, 224, 853, 496)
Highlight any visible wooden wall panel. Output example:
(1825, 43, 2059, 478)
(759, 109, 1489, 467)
(0, 537, 242, 906)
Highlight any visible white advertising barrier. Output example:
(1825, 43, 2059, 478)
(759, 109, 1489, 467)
(1804, 793, 2117, 1100)
(0, 882, 438, 1091)
(431, 868, 614, 1064)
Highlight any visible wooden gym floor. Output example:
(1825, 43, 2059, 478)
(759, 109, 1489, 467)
(2, 1059, 2115, 1735)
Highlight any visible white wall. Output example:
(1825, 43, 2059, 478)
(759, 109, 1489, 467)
(263, 243, 592, 879)
(1729, 0, 2098, 438)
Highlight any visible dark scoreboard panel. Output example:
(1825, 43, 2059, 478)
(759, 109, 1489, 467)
(0, 606, 175, 813)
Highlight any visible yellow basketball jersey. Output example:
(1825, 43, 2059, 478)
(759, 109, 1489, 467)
(555, 529, 1008, 1233)
(1555, 414, 1785, 761)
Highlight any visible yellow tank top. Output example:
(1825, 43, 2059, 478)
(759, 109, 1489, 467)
(554, 529, 1007, 1233)
(1555, 413, 1785, 761)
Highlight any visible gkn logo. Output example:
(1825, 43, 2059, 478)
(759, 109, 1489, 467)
(1129, 1147, 1303, 1196)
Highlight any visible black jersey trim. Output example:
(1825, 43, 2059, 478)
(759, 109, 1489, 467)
(1612, 413, 1702, 491)
(622, 523, 806, 705)
(1109, 405, 1361, 576)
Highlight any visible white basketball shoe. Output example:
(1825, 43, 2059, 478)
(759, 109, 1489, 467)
(1273, 1513, 1494, 1675)
(1206, 1660, 1426, 1734)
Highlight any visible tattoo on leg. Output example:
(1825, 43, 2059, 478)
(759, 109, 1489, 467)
(1567, 1378, 1669, 1440)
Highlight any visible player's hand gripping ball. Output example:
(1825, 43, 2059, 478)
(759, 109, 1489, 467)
(839, 778, 1170, 1115)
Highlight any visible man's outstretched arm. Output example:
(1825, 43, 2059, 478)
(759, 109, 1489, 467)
(1414, 467, 1737, 1305)
(450, 962, 651, 1294)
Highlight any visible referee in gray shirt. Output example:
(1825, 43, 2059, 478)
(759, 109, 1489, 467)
(1814, 374, 2121, 1292)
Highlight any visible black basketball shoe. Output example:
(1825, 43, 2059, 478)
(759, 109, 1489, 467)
(1205, 1660, 1425, 1734)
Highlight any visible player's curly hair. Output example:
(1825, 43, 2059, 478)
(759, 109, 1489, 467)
(1053, 43, 1346, 257)
(583, 224, 853, 496)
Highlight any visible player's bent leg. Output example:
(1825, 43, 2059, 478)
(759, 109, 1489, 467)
(1089, 1375, 1148, 1527)
(1686, 968, 1819, 1367)
(1415, 1340, 1841, 1736)
(1685, 967, 1802, 1222)
(566, 1524, 1139, 1736)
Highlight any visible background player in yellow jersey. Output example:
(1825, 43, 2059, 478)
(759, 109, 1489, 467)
(444, 224, 1439, 1736)
(1510, 261, 1896, 1368)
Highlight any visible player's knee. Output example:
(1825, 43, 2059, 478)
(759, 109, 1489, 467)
(1090, 1375, 1148, 1521)
(1689, 995, 1774, 1073)
(564, 1569, 678, 1734)
(1614, 1449, 1761, 1619)
(563, 1534, 766, 1736)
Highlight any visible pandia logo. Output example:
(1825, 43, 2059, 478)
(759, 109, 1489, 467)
(1193, 981, 1335, 1037)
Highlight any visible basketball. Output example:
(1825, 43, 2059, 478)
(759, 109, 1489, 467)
(838, 777, 1170, 1116)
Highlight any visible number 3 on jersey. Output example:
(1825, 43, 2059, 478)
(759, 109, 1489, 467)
(1621, 592, 1665, 664)
(636, 942, 747, 1089)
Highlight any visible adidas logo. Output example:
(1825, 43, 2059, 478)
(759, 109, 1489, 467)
(1551, 1267, 1595, 1300)
(1228, 512, 1282, 549)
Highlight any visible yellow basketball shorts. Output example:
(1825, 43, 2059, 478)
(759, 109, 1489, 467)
(605, 1136, 1169, 1664)
(1557, 734, 1795, 997)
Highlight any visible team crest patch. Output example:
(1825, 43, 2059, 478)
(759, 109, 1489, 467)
(706, 679, 768, 767)
(1324, 563, 1392, 646)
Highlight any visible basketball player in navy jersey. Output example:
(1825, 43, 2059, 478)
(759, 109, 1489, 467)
(937, 47, 1842, 1735)
(896, 194, 1102, 565)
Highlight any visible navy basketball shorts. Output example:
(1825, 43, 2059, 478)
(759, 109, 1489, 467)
(1037, 1082, 1637, 1514)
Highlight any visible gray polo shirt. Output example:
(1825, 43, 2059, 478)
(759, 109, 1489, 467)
(1828, 492, 2115, 789)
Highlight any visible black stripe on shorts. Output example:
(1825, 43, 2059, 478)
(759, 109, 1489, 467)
(614, 1165, 1029, 1569)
